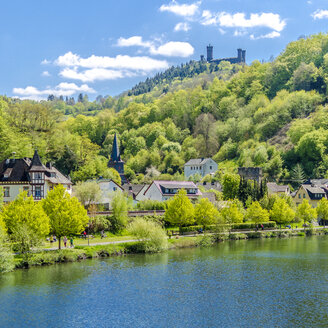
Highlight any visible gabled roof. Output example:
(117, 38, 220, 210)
(29, 150, 47, 172)
(96, 178, 124, 190)
(267, 182, 289, 193)
(301, 184, 326, 200)
(305, 179, 328, 187)
(184, 158, 214, 166)
(145, 180, 202, 196)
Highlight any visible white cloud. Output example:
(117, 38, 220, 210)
(250, 31, 281, 40)
(174, 22, 191, 32)
(160, 1, 200, 17)
(150, 41, 194, 57)
(116, 37, 194, 57)
(312, 9, 328, 19)
(13, 83, 96, 100)
(54, 52, 169, 71)
(234, 30, 247, 37)
(59, 68, 132, 82)
(41, 59, 51, 65)
(41, 71, 51, 77)
(201, 10, 286, 32)
(117, 36, 152, 48)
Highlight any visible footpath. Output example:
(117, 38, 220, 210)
(43, 227, 325, 251)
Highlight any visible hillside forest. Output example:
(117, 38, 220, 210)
(2, 33, 328, 186)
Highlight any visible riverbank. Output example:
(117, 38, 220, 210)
(12, 226, 328, 270)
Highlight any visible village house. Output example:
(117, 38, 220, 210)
(294, 184, 326, 207)
(267, 182, 290, 196)
(95, 178, 124, 209)
(136, 180, 202, 202)
(184, 158, 218, 178)
(0, 150, 72, 202)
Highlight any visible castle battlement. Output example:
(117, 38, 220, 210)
(201, 45, 246, 65)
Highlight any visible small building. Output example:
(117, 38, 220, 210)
(0, 150, 72, 202)
(107, 133, 128, 184)
(197, 181, 222, 192)
(294, 184, 326, 208)
(136, 180, 202, 202)
(96, 179, 124, 209)
(122, 184, 145, 200)
(184, 158, 218, 178)
(238, 167, 262, 184)
(267, 182, 290, 196)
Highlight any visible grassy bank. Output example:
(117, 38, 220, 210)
(13, 228, 328, 270)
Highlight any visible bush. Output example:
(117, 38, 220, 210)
(88, 216, 111, 233)
(229, 233, 248, 240)
(0, 228, 14, 273)
(128, 218, 168, 253)
(136, 200, 167, 211)
(197, 235, 215, 247)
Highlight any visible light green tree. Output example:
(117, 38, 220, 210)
(103, 167, 122, 185)
(245, 201, 269, 225)
(128, 218, 168, 252)
(269, 197, 295, 227)
(194, 198, 219, 228)
(316, 198, 328, 227)
(165, 189, 195, 228)
(74, 180, 101, 208)
(0, 226, 14, 273)
(42, 185, 89, 249)
(110, 192, 131, 233)
(1, 191, 50, 238)
(222, 173, 240, 200)
(220, 203, 244, 225)
(296, 199, 317, 228)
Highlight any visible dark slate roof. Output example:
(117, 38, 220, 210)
(29, 150, 47, 172)
(305, 179, 328, 186)
(110, 133, 121, 162)
(45, 166, 71, 185)
(185, 158, 213, 166)
(159, 182, 197, 189)
(122, 184, 145, 199)
(197, 181, 222, 192)
(0, 158, 31, 182)
(302, 184, 326, 200)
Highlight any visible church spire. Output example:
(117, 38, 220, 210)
(110, 133, 121, 162)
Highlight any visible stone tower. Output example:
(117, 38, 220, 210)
(207, 44, 213, 62)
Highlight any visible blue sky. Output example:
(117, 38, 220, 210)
(1, 0, 328, 100)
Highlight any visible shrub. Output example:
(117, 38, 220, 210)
(88, 216, 111, 233)
(128, 218, 168, 253)
(0, 228, 14, 273)
(197, 235, 215, 247)
(136, 200, 167, 211)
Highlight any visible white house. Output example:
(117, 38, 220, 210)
(0, 150, 72, 202)
(136, 180, 202, 202)
(96, 179, 124, 209)
(184, 158, 218, 178)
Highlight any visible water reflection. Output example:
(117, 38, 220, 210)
(1, 237, 328, 327)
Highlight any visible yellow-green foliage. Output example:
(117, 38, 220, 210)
(220, 203, 244, 224)
(1, 191, 50, 237)
(270, 197, 295, 225)
(195, 198, 219, 227)
(245, 201, 269, 224)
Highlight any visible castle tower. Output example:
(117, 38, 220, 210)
(237, 48, 242, 62)
(242, 50, 246, 63)
(107, 133, 128, 184)
(207, 44, 213, 62)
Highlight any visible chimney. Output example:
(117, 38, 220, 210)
(46, 162, 52, 169)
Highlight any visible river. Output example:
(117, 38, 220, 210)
(1, 236, 328, 327)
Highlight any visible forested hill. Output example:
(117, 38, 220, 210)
(126, 59, 239, 96)
(2, 33, 328, 185)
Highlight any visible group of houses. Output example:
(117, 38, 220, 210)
(1, 134, 328, 219)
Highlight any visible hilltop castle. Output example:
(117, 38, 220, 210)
(200, 44, 246, 65)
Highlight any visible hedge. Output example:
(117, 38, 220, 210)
(179, 221, 276, 234)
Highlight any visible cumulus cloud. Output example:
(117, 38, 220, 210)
(59, 68, 133, 82)
(250, 31, 280, 40)
(312, 9, 328, 19)
(13, 83, 96, 100)
(160, 1, 200, 17)
(150, 41, 194, 57)
(116, 36, 194, 57)
(174, 22, 191, 32)
(41, 71, 51, 77)
(117, 36, 152, 48)
(202, 11, 286, 32)
(54, 52, 169, 71)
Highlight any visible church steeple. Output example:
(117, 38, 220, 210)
(29, 149, 46, 172)
(110, 133, 121, 162)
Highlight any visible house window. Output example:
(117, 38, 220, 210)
(210, 166, 212, 169)
(35, 186, 41, 197)
(298, 194, 301, 199)
(113, 187, 117, 191)
(3, 187, 9, 197)
(191, 167, 193, 170)
(303, 194, 306, 198)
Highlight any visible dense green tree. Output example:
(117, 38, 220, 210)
(296, 199, 317, 227)
(222, 173, 240, 200)
(110, 192, 129, 233)
(269, 197, 295, 227)
(165, 189, 195, 227)
(316, 198, 328, 226)
(194, 198, 219, 228)
(74, 181, 102, 208)
(245, 201, 269, 225)
(42, 185, 89, 249)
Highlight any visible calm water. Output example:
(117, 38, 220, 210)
(1, 237, 328, 328)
